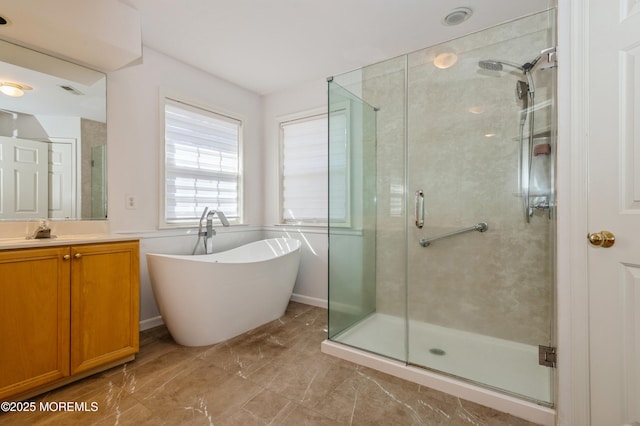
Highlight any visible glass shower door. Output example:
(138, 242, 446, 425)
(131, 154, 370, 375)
(405, 10, 556, 405)
(91, 144, 107, 219)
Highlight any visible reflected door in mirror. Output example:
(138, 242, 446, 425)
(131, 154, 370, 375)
(0, 136, 74, 219)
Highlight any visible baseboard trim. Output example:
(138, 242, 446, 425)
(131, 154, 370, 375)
(139, 296, 326, 331)
(140, 315, 164, 331)
(290, 293, 327, 309)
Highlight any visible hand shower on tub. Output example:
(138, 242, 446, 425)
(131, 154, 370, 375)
(192, 207, 230, 255)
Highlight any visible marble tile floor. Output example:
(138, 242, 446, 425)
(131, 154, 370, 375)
(0, 302, 540, 425)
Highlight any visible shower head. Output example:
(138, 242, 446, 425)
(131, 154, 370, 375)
(479, 54, 541, 110)
(478, 53, 543, 74)
(478, 59, 524, 72)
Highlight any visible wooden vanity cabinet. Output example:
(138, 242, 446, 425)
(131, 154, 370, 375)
(0, 247, 71, 400)
(70, 242, 139, 374)
(71, 242, 140, 374)
(0, 240, 139, 401)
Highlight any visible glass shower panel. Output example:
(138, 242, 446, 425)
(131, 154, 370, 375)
(327, 79, 377, 337)
(405, 10, 556, 404)
(328, 73, 408, 361)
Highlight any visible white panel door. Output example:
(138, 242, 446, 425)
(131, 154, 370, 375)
(588, 1, 640, 425)
(0, 136, 47, 219)
(48, 140, 75, 219)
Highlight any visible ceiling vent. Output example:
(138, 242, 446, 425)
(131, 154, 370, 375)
(59, 85, 84, 95)
(442, 7, 473, 26)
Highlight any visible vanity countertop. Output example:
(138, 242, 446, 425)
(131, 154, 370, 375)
(0, 234, 140, 250)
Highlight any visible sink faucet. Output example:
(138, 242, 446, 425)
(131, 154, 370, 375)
(28, 219, 52, 239)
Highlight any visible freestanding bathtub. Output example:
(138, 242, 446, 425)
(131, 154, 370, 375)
(146, 237, 302, 346)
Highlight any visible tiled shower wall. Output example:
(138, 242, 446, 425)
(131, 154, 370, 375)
(363, 11, 555, 346)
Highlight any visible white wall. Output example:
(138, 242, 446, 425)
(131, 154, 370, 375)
(106, 48, 331, 325)
(261, 78, 329, 306)
(106, 47, 267, 326)
(261, 78, 326, 225)
(108, 47, 263, 232)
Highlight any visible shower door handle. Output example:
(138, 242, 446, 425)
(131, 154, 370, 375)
(415, 190, 424, 229)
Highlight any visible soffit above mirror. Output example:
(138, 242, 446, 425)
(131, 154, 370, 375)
(0, 0, 141, 72)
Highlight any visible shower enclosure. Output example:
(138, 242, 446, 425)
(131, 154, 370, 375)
(326, 10, 556, 409)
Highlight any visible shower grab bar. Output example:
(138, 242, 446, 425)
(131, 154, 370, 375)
(415, 190, 424, 229)
(419, 222, 488, 247)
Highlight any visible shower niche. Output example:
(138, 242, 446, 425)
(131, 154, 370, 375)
(326, 9, 557, 415)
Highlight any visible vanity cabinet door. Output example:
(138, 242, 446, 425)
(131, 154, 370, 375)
(0, 247, 71, 400)
(70, 241, 139, 374)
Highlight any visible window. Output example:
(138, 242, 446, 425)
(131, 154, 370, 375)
(280, 113, 328, 224)
(161, 98, 241, 227)
(328, 105, 349, 226)
(280, 107, 351, 227)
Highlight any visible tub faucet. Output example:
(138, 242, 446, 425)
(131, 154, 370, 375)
(205, 210, 217, 238)
(205, 209, 230, 234)
(194, 208, 230, 254)
(205, 209, 231, 254)
(215, 210, 230, 227)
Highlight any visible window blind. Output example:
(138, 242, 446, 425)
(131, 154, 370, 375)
(164, 99, 240, 225)
(328, 109, 349, 224)
(281, 115, 328, 223)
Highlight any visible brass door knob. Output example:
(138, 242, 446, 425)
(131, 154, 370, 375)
(587, 231, 615, 248)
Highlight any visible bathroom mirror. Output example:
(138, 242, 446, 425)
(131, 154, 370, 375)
(0, 39, 106, 220)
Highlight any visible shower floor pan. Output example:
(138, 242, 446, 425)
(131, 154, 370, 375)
(323, 313, 554, 425)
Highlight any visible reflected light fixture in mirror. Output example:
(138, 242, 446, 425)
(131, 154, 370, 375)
(0, 82, 32, 97)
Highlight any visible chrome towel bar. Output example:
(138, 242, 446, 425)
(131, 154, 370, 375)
(419, 222, 488, 247)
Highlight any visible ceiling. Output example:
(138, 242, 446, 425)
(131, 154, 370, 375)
(120, 0, 552, 95)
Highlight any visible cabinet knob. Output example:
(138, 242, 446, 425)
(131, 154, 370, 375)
(74, 253, 82, 259)
(63, 254, 71, 261)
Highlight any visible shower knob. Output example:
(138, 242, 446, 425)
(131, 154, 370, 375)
(587, 231, 615, 248)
